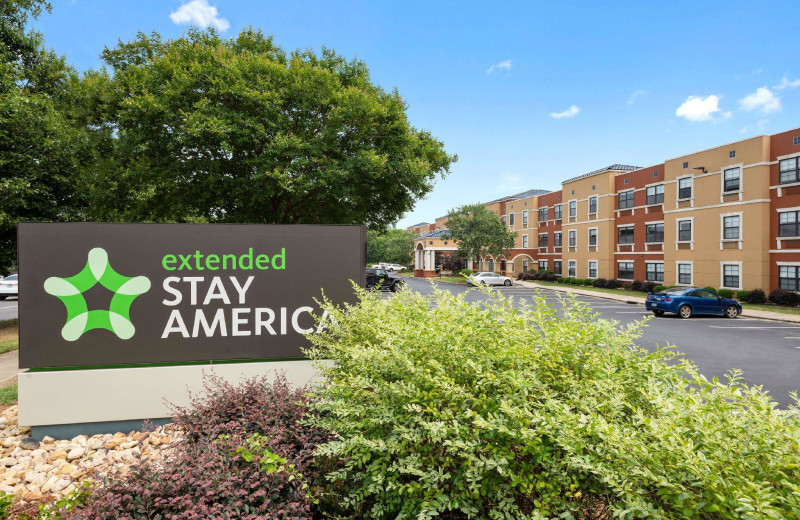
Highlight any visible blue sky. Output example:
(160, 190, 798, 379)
(32, 1, 800, 228)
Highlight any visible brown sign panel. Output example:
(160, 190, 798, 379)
(18, 223, 365, 369)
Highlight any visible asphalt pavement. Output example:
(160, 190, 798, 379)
(0, 299, 17, 322)
(399, 277, 800, 408)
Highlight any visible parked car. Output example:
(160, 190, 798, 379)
(0, 274, 18, 300)
(382, 263, 406, 272)
(365, 268, 404, 292)
(645, 287, 741, 318)
(467, 272, 513, 287)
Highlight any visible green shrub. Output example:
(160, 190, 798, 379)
(769, 288, 800, 307)
(582, 278, 593, 286)
(736, 290, 750, 302)
(630, 280, 643, 291)
(457, 269, 473, 277)
(717, 288, 734, 299)
(0, 493, 12, 519)
(653, 285, 667, 293)
(557, 277, 567, 284)
(307, 286, 800, 520)
(605, 279, 621, 289)
(702, 286, 716, 292)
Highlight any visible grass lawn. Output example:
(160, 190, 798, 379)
(532, 280, 645, 299)
(740, 302, 800, 316)
(0, 383, 17, 406)
(429, 276, 467, 285)
(0, 319, 18, 355)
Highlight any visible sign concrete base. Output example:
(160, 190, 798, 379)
(19, 360, 321, 440)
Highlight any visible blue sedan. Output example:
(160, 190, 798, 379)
(645, 287, 742, 319)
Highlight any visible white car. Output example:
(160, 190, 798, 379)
(0, 274, 18, 300)
(467, 272, 513, 287)
(371, 263, 406, 272)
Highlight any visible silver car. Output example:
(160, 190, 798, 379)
(467, 272, 513, 287)
(0, 274, 18, 300)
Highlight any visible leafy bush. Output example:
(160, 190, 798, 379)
(703, 286, 716, 293)
(717, 288, 734, 299)
(736, 290, 750, 302)
(640, 282, 657, 293)
(557, 277, 567, 284)
(457, 268, 473, 277)
(0, 493, 12, 519)
(592, 278, 607, 288)
(769, 288, 800, 307)
(582, 279, 593, 286)
(653, 285, 666, 293)
(71, 374, 331, 519)
(605, 279, 621, 289)
(630, 280, 643, 291)
(747, 288, 767, 304)
(307, 286, 800, 520)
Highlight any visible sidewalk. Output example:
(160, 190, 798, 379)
(0, 350, 21, 387)
(517, 281, 800, 324)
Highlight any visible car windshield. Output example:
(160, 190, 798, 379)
(664, 287, 688, 295)
(4, 275, 17, 281)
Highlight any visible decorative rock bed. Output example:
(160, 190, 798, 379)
(0, 406, 180, 505)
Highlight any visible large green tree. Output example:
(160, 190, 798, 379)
(0, 0, 87, 274)
(444, 204, 516, 262)
(81, 29, 455, 227)
(366, 228, 414, 265)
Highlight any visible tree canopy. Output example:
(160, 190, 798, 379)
(443, 204, 516, 261)
(366, 228, 414, 266)
(81, 29, 456, 228)
(0, 0, 87, 274)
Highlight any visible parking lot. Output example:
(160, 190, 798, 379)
(0, 299, 16, 322)
(401, 277, 800, 408)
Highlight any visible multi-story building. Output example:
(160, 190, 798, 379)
(412, 127, 800, 292)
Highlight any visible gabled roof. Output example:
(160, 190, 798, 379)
(485, 188, 550, 205)
(562, 164, 641, 184)
(415, 229, 450, 239)
(408, 222, 431, 227)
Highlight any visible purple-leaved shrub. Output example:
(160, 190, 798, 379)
(69, 373, 331, 520)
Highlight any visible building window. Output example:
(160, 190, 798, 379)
(488, 259, 495, 272)
(678, 220, 692, 242)
(522, 210, 528, 227)
(588, 261, 597, 278)
(624, 178, 629, 184)
(501, 216, 506, 227)
(794, 136, 800, 146)
(522, 259, 528, 272)
(678, 263, 692, 284)
(653, 171, 658, 178)
(646, 184, 664, 205)
(588, 196, 598, 215)
(678, 177, 692, 199)
(729, 150, 736, 158)
(554, 232, 562, 247)
(724, 167, 740, 192)
(646, 262, 664, 282)
(779, 158, 800, 184)
(779, 211, 800, 237)
(509, 213, 515, 226)
(618, 262, 634, 280)
(723, 215, 740, 240)
(618, 226, 634, 244)
(683, 162, 689, 169)
(568, 230, 576, 247)
(779, 265, 800, 290)
(618, 191, 634, 209)
(539, 207, 548, 222)
(554, 204, 562, 220)
(554, 260, 562, 275)
(539, 260, 548, 271)
(522, 234, 528, 248)
(568, 260, 576, 278)
(722, 264, 740, 289)
(568, 200, 576, 217)
(588, 228, 597, 246)
(538, 234, 548, 248)
(646, 222, 664, 243)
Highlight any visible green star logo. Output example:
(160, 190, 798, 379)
(44, 247, 151, 341)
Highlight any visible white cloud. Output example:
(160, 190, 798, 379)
(486, 59, 512, 74)
(739, 86, 781, 114)
(170, 0, 230, 31)
(626, 89, 647, 105)
(675, 95, 721, 122)
(775, 76, 800, 90)
(550, 105, 580, 119)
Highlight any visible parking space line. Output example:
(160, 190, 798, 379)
(709, 325, 800, 329)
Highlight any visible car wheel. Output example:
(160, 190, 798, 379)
(678, 304, 692, 319)
(652, 310, 664, 316)
(503, 279, 512, 286)
(725, 305, 739, 318)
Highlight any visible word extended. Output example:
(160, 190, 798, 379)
(162, 248, 286, 271)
